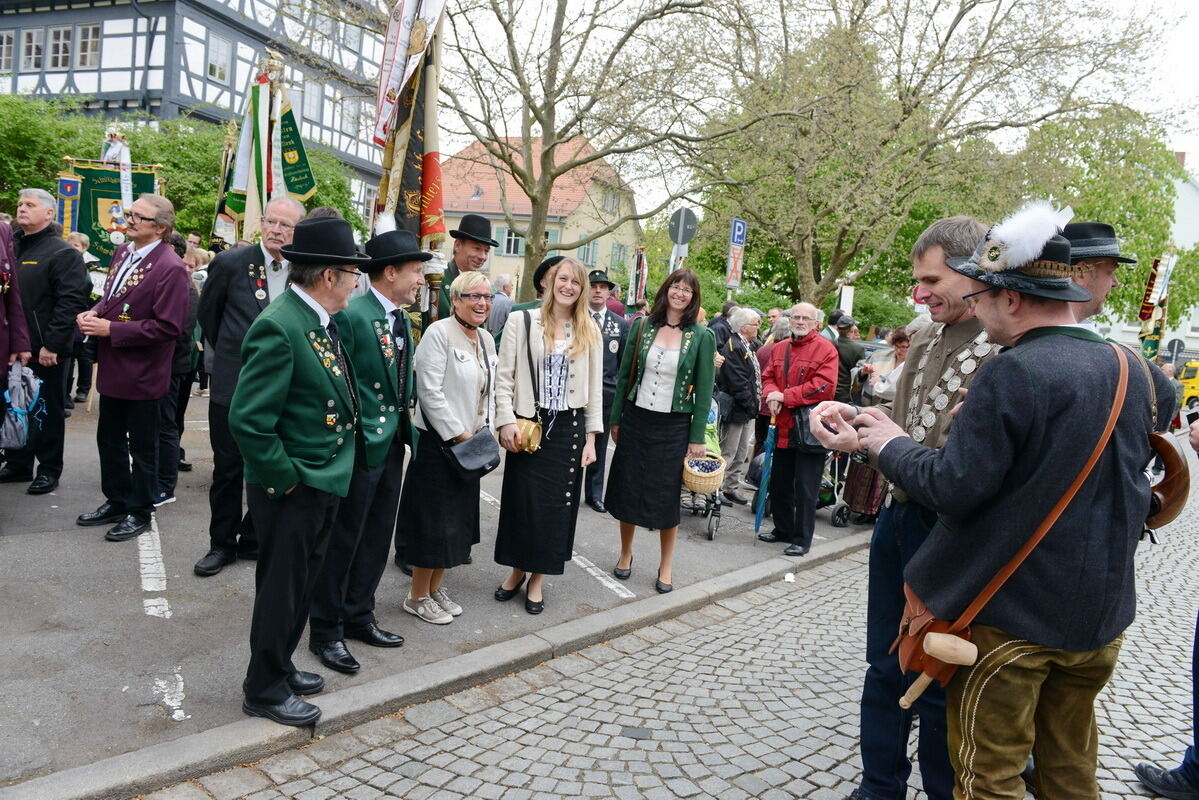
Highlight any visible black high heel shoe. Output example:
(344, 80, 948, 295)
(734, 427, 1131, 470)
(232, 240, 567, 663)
(655, 570, 673, 594)
(494, 575, 527, 601)
(613, 556, 633, 580)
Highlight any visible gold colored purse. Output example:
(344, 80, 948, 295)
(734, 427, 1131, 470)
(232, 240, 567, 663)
(515, 310, 543, 453)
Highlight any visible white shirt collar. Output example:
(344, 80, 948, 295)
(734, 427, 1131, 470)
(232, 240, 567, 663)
(290, 284, 330, 327)
(370, 286, 398, 316)
(261, 243, 287, 269)
(127, 239, 159, 262)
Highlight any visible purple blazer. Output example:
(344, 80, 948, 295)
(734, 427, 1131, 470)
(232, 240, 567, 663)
(92, 239, 190, 401)
(0, 223, 31, 383)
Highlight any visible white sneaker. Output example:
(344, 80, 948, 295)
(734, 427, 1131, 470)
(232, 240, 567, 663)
(404, 595, 452, 624)
(430, 587, 463, 617)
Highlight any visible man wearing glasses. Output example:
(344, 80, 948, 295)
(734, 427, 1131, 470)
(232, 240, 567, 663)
(75, 194, 190, 542)
(230, 216, 369, 726)
(195, 197, 305, 577)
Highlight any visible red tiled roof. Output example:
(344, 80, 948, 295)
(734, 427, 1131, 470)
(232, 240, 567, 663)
(441, 137, 624, 218)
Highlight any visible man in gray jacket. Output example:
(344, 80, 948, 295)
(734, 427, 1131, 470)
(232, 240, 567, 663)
(814, 202, 1174, 798)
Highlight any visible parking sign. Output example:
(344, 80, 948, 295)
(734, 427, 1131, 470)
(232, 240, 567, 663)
(730, 218, 747, 247)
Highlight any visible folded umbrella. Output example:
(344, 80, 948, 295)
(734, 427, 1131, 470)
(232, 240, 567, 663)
(754, 416, 777, 532)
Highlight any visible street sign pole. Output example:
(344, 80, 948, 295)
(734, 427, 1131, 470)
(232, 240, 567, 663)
(668, 207, 698, 273)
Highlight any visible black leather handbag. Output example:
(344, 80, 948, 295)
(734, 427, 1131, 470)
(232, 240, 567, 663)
(782, 343, 827, 454)
(444, 336, 501, 481)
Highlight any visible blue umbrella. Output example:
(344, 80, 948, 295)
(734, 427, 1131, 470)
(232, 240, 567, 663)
(754, 416, 777, 532)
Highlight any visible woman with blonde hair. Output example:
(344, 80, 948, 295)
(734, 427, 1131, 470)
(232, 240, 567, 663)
(396, 270, 498, 624)
(493, 257, 602, 613)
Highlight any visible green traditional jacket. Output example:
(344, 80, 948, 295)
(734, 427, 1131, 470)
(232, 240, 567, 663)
(230, 289, 358, 499)
(436, 260, 461, 320)
(335, 290, 416, 468)
(609, 317, 717, 443)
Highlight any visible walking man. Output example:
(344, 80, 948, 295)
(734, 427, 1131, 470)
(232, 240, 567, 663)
(717, 307, 761, 505)
(231, 217, 368, 726)
(584, 268, 628, 514)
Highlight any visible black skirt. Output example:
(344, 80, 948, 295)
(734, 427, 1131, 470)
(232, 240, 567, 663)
(397, 427, 480, 569)
(605, 403, 691, 530)
(494, 408, 585, 575)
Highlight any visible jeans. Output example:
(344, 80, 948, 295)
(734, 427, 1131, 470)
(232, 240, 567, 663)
(858, 499, 953, 800)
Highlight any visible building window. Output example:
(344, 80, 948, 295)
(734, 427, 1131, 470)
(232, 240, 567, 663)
(22, 29, 43, 72)
(207, 34, 231, 84)
(609, 242, 627, 270)
(340, 98, 361, 136)
(47, 26, 71, 71)
(602, 190, 620, 214)
(579, 239, 598, 266)
(76, 24, 100, 68)
(303, 81, 322, 123)
(504, 228, 525, 257)
(0, 31, 14, 73)
(343, 23, 363, 52)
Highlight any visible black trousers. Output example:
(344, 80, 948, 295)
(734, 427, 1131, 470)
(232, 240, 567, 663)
(585, 398, 614, 502)
(769, 448, 826, 548)
(175, 369, 193, 461)
(244, 483, 338, 704)
(311, 436, 406, 642)
(97, 395, 160, 518)
(63, 339, 94, 398)
(156, 373, 187, 497)
(7, 359, 67, 478)
(208, 401, 256, 555)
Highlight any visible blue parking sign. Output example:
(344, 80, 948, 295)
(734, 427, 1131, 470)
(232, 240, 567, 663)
(730, 218, 747, 246)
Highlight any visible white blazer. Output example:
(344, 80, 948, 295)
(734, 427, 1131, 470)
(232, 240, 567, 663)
(412, 317, 497, 441)
(494, 308, 603, 433)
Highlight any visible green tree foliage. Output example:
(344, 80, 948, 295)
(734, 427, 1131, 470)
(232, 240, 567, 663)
(0, 95, 105, 211)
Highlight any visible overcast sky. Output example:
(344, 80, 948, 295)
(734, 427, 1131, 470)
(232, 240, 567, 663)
(1156, 2, 1199, 170)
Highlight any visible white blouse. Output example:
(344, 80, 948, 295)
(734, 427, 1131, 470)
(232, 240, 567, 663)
(635, 343, 680, 413)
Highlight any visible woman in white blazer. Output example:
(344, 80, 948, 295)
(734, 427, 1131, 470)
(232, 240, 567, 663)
(492, 257, 603, 614)
(397, 271, 497, 625)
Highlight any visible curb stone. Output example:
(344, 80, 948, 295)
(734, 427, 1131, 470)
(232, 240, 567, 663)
(1, 532, 870, 800)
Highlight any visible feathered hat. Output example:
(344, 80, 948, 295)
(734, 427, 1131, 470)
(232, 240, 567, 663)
(947, 201, 1092, 302)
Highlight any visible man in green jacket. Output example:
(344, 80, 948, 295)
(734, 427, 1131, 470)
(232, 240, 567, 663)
(307, 230, 428, 675)
(230, 217, 370, 727)
(436, 214, 496, 319)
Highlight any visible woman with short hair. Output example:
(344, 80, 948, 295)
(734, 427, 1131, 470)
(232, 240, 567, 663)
(492, 257, 603, 614)
(397, 271, 497, 624)
(605, 268, 716, 593)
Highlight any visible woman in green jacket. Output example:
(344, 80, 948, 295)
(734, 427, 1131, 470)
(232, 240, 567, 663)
(605, 268, 716, 593)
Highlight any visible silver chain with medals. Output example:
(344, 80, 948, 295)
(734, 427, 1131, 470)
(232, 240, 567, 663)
(905, 327, 992, 442)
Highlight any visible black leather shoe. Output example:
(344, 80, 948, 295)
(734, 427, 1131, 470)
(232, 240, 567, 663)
(345, 622, 404, 648)
(309, 640, 360, 674)
(495, 576, 527, 602)
(525, 595, 544, 614)
(287, 671, 325, 696)
(177, 459, 193, 472)
(27, 474, 58, 495)
(242, 694, 321, 727)
(194, 549, 237, 577)
(613, 557, 633, 580)
(757, 531, 783, 543)
(723, 490, 749, 505)
(73, 391, 88, 403)
(0, 466, 33, 483)
(783, 544, 809, 556)
(395, 558, 413, 576)
(655, 571, 673, 594)
(77, 502, 127, 527)
(1134, 763, 1199, 800)
(586, 498, 607, 513)
(105, 515, 151, 542)
(64, 398, 75, 409)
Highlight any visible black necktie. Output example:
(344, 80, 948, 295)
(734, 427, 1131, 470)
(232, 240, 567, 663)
(392, 310, 407, 403)
(270, 259, 282, 272)
(326, 320, 358, 417)
(593, 311, 603, 330)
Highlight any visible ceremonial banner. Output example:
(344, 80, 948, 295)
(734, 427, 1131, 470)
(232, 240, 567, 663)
(57, 159, 159, 267)
(627, 247, 648, 307)
(373, 0, 448, 147)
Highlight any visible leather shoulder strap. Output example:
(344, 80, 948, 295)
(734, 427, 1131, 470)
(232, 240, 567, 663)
(949, 342, 1129, 633)
(524, 310, 540, 410)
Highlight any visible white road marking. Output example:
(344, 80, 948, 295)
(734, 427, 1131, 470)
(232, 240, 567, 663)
(152, 667, 190, 721)
(478, 489, 634, 598)
(137, 517, 172, 618)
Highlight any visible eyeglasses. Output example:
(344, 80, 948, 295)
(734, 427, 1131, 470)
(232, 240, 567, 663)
(668, 285, 694, 296)
(125, 211, 156, 225)
(793, 315, 817, 323)
(457, 292, 494, 303)
(961, 287, 991, 304)
(263, 218, 296, 231)
(334, 268, 363, 278)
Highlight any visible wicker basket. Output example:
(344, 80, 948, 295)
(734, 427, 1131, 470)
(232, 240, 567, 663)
(682, 452, 726, 494)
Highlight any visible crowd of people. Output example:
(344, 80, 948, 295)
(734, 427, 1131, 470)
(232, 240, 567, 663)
(0, 188, 1196, 800)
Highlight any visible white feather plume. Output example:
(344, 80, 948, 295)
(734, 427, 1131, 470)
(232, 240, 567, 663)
(374, 211, 397, 234)
(988, 201, 1073, 269)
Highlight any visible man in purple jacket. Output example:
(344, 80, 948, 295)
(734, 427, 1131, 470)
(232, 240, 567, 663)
(75, 194, 189, 542)
(0, 219, 32, 414)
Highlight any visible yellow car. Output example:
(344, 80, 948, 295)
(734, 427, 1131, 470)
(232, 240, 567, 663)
(1180, 361, 1199, 409)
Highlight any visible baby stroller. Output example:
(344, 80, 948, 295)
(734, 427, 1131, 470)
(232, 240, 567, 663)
(681, 399, 725, 540)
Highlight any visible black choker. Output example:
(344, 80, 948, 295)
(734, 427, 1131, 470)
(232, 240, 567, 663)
(453, 314, 479, 331)
(663, 321, 683, 329)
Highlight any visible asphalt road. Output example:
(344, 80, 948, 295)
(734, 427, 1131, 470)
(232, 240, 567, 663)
(0, 397, 869, 787)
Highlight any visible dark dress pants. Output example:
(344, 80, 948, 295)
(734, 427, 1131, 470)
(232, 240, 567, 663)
(175, 369, 193, 461)
(209, 401, 257, 556)
(585, 398, 614, 502)
(768, 448, 826, 548)
(1180, 609, 1199, 784)
(858, 500, 953, 800)
(156, 372, 186, 497)
(244, 482, 338, 704)
(97, 395, 160, 519)
(311, 436, 405, 642)
(7, 359, 67, 478)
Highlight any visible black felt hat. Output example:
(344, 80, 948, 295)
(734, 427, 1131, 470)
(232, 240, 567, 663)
(1062, 222, 1137, 265)
(280, 218, 370, 265)
(449, 214, 499, 248)
(364, 230, 433, 273)
(533, 255, 566, 294)
(588, 269, 616, 289)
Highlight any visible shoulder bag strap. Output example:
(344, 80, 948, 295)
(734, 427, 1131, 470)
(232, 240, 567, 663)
(523, 310, 540, 413)
(948, 342, 1129, 633)
(626, 316, 645, 387)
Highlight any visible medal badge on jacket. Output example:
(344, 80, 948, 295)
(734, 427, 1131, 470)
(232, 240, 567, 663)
(118, 303, 132, 322)
(248, 262, 267, 301)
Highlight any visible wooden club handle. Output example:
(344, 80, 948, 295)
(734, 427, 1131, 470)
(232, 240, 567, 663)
(899, 673, 934, 709)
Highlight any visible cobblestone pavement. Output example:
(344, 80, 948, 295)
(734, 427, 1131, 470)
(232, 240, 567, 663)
(144, 506, 1198, 800)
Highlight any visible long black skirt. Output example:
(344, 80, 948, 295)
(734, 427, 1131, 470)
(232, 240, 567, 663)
(397, 427, 480, 569)
(494, 408, 585, 575)
(605, 403, 691, 530)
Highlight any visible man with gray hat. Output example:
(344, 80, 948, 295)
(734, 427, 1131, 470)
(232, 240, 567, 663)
(1061, 221, 1137, 325)
(833, 314, 864, 403)
(814, 201, 1174, 798)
